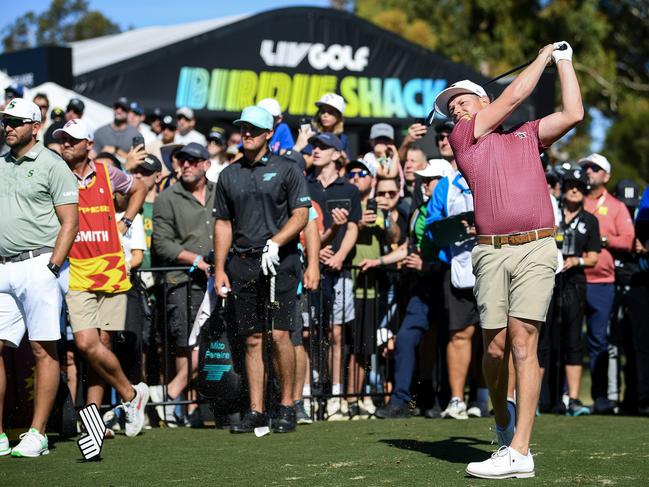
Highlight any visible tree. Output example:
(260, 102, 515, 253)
(1, 0, 120, 52)
(355, 0, 649, 183)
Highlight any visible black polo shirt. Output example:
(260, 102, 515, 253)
(560, 208, 601, 282)
(213, 153, 311, 252)
(307, 173, 361, 260)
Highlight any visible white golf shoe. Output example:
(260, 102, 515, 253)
(466, 446, 535, 479)
(11, 428, 49, 457)
(0, 433, 11, 456)
(441, 398, 469, 420)
(123, 382, 150, 437)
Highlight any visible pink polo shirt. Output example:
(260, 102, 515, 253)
(449, 116, 555, 235)
(583, 190, 634, 283)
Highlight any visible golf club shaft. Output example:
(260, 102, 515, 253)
(483, 43, 567, 87)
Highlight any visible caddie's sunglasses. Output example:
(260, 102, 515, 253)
(1, 118, 32, 128)
(435, 134, 450, 142)
(347, 169, 370, 179)
(376, 190, 398, 198)
(582, 164, 603, 172)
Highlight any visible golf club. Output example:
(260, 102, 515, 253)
(426, 43, 568, 125)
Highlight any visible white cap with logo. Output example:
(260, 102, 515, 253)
(416, 158, 454, 179)
(578, 153, 611, 174)
(257, 98, 281, 117)
(0, 98, 42, 123)
(433, 80, 488, 118)
(53, 118, 94, 141)
(315, 93, 346, 115)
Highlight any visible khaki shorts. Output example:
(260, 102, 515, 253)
(471, 236, 558, 329)
(66, 290, 127, 333)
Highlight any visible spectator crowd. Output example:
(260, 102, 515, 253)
(0, 80, 648, 454)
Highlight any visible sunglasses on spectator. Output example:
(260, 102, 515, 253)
(1, 118, 33, 128)
(376, 190, 398, 198)
(178, 156, 203, 165)
(582, 164, 604, 172)
(347, 169, 370, 179)
(319, 106, 340, 116)
(36, 104, 49, 111)
(435, 134, 450, 142)
(312, 141, 334, 151)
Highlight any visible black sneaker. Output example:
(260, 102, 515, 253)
(375, 402, 413, 419)
(230, 410, 268, 434)
(273, 405, 296, 433)
(186, 408, 204, 428)
(295, 401, 313, 425)
(567, 398, 590, 417)
(214, 413, 240, 429)
(424, 405, 442, 419)
(593, 397, 617, 415)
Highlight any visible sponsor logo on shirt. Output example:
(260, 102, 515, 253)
(26, 169, 34, 177)
(75, 230, 110, 243)
(514, 131, 527, 139)
(299, 196, 311, 203)
(262, 172, 277, 182)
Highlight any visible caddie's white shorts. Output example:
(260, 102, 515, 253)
(0, 252, 63, 347)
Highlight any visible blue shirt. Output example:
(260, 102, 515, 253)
(268, 122, 295, 155)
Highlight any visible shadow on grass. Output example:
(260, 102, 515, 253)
(380, 436, 491, 464)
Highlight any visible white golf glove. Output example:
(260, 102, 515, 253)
(261, 239, 280, 276)
(552, 41, 573, 64)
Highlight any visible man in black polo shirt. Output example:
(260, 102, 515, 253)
(213, 106, 311, 434)
(306, 133, 361, 420)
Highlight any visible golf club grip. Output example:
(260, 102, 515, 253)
(270, 276, 276, 304)
(554, 43, 567, 51)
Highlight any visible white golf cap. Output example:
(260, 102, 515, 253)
(315, 93, 346, 115)
(0, 98, 42, 123)
(416, 159, 453, 179)
(53, 118, 94, 141)
(433, 80, 488, 118)
(578, 153, 611, 174)
(176, 107, 194, 119)
(257, 98, 281, 117)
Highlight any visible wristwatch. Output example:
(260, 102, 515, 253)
(601, 236, 608, 248)
(47, 262, 61, 278)
(121, 217, 133, 229)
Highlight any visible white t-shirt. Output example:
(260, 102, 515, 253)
(176, 130, 207, 146)
(117, 212, 146, 269)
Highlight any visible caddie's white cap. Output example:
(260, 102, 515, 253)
(315, 93, 346, 115)
(0, 98, 42, 123)
(433, 80, 488, 118)
(416, 158, 453, 179)
(257, 98, 281, 117)
(53, 118, 94, 141)
(578, 153, 611, 174)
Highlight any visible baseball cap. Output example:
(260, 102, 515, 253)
(561, 168, 589, 192)
(0, 98, 42, 122)
(433, 80, 488, 118)
(416, 159, 452, 179)
(95, 151, 122, 170)
(615, 179, 641, 207)
(66, 97, 85, 115)
(53, 118, 94, 141)
(5, 83, 24, 98)
(435, 120, 455, 133)
(176, 107, 194, 120)
(283, 150, 307, 173)
(233, 106, 274, 131)
(207, 127, 225, 144)
(149, 107, 162, 120)
(308, 132, 343, 151)
(257, 98, 281, 117)
(177, 142, 209, 160)
(114, 97, 129, 110)
(160, 115, 177, 129)
(346, 158, 377, 178)
(51, 107, 64, 119)
(129, 102, 144, 115)
(369, 123, 395, 141)
(138, 154, 163, 173)
(578, 153, 611, 174)
(315, 93, 346, 115)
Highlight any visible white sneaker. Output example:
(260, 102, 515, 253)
(0, 433, 10, 456)
(10, 428, 49, 457)
(362, 397, 376, 415)
(441, 398, 469, 420)
(466, 446, 535, 479)
(467, 405, 482, 418)
(326, 398, 348, 421)
(123, 382, 150, 437)
(149, 385, 177, 427)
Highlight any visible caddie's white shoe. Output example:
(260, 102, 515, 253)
(0, 432, 11, 456)
(466, 446, 535, 479)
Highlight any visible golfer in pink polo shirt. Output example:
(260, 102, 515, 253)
(433, 42, 583, 479)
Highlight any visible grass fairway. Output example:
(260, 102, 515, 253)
(1, 415, 648, 486)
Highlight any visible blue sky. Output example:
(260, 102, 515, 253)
(4, 1, 331, 30)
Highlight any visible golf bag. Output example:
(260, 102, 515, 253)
(197, 300, 245, 415)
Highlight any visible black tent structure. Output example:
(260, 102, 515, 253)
(70, 7, 554, 154)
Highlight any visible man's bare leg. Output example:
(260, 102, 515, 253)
(482, 327, 510, 428)
(30, 340, 60, 433)
(0, 342, 5, 434)
(245, 332, 265, 412)
(293, 344, 307, 402)
(86, 330, 112, 407)
(272, 330, 295, 407)
(508, 316, 542, 455)
(448, 325, 476, 399)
